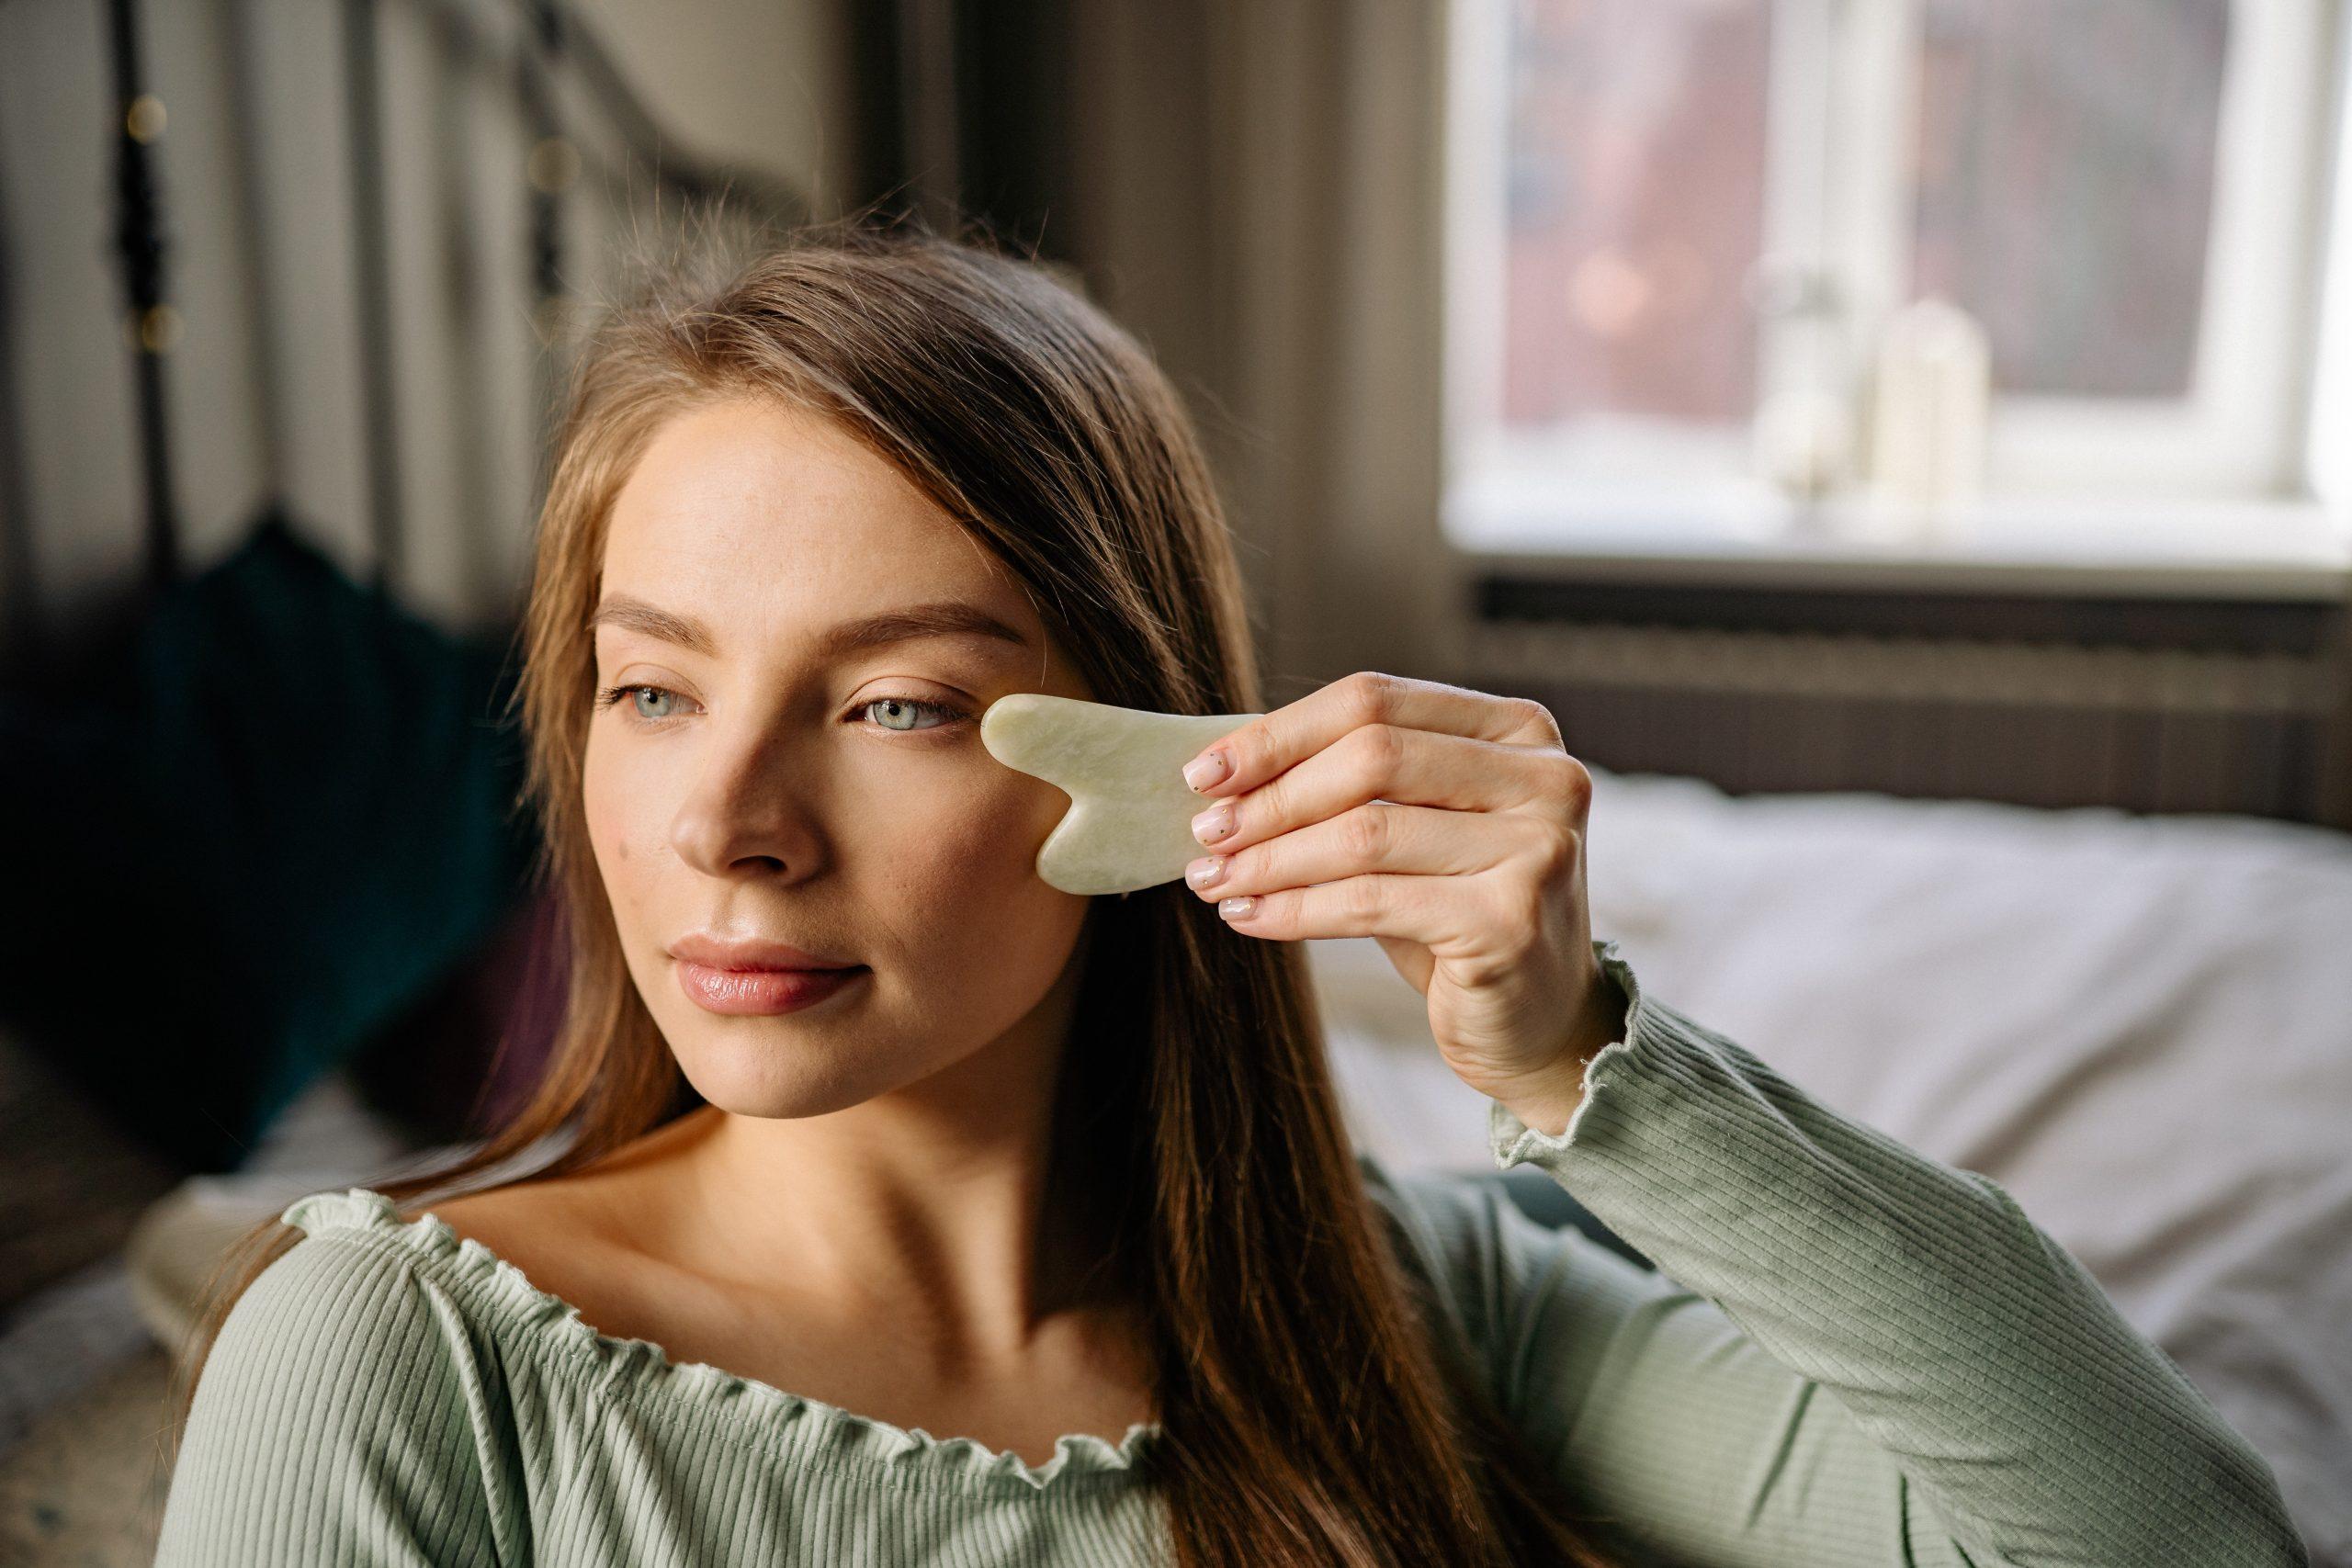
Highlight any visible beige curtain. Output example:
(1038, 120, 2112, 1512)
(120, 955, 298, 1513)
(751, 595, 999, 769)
(1040, 2, 1464, 701)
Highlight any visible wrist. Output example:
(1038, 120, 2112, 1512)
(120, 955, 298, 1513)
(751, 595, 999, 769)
(1496, 965, 1629, 1138)
(1497, 1083, 1585, 1140)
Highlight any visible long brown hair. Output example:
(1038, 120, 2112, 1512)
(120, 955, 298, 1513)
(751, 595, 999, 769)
(161, 220, 1623, 1567)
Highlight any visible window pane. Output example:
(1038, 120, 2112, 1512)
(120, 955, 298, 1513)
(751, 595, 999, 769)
(1501, 0, 1773, 428)
(1911, 0, 2230, 399)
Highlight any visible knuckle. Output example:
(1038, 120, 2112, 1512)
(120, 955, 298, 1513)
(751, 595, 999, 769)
(1341, 875, 1385, 922)
(1553, 750, 1593, 807)
(1351, 720, 1408, 780)
(1246, 771, 1285, 831)
(1532, 819, 1581, 879)
(1231, 723, 1272, 780)
(1340, 805, 1390, 860)
(1514, 694, 1563, 742)
(1250, 826, 1291, 885)
(1344, 671, 1401, 724)
(1501, 877, 1550, 953)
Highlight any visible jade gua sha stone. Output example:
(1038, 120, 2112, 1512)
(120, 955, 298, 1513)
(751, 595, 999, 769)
(980, 694, 1267, 895)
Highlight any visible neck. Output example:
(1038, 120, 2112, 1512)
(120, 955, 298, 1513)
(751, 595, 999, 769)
(633, 930, 1109, 1355)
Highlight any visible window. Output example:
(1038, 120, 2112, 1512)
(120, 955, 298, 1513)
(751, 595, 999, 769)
(1443, 0, 2349, 549)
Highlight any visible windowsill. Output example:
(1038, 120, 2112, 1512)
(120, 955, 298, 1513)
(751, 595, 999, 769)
(1444, 489, 2352, 602)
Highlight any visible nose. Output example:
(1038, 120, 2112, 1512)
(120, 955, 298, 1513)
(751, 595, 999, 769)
(666, 718, 829, 880)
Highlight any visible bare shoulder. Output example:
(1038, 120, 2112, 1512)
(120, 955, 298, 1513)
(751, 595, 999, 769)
(424, 1180, 581, 1255)
(423, 1180, 582, 1276)
(422, 1109, 713, 1259)
(415, 1170, 662, 1343)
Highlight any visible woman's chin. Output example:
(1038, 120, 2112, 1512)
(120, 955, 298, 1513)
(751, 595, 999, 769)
(673, 1045, 906, 1122)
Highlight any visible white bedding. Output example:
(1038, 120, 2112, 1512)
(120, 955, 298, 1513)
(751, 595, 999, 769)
(1312, 764, 2352, 1564)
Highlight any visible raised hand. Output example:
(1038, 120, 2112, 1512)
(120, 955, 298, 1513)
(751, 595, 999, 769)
(1177, 671, 1626, 1134)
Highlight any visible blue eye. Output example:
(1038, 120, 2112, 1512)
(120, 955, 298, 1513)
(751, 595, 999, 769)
(594, 683, 695, 725)
(593, 683, 967, 735)
(862, 696, 967, 732)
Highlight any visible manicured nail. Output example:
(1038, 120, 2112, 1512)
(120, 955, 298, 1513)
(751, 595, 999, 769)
(1217, 895, 1256, 919)
(1183, 748, 1231, 793)
(1186, 854, 1227, 889)
(1192, 800, 1236, 844)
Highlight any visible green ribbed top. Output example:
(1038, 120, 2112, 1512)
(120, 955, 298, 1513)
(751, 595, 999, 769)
(153, 942, 2308, 1566)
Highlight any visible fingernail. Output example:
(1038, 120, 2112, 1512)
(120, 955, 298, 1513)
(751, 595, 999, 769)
(1182, 748, 1231, 793)
(1217, 895, 1256, 919)
(1192, 800, 1236, 844)
(1186, 854, 1227, 889)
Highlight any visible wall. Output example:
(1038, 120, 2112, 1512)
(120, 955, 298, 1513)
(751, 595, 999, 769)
(0, 0, 848, 648)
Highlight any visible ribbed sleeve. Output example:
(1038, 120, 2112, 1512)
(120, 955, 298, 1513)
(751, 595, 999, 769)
(1449, 937, 2308, 1567)
(153, 1229, 514, 1565)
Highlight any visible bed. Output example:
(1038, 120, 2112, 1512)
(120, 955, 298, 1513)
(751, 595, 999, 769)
(4, 763, 2346, 1564)
(1318, 763, 2352, 1563)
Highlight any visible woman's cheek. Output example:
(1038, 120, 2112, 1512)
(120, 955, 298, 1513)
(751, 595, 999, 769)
(581, 745, 619, 871)
(582, 741, 663, 897)
(891, 770, 1069, 903)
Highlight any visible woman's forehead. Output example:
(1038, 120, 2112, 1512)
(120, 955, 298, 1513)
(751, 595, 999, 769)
(613, 400, 945, 547)
(601, 402, 1040, 640)
(594, 434, 1055, 691)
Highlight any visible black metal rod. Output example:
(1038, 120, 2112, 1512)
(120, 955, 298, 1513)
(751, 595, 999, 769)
(515, 0, 567, 528)
(519, 0, 565, 310)
(0, 96, 42, 665)
(104, 0, 180, 593)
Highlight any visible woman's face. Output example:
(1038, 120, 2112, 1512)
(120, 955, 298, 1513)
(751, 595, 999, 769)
(583, 397, 1097, 1118)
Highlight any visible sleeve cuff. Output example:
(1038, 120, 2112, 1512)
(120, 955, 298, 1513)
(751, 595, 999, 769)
(1487, 937, 1645, 1168)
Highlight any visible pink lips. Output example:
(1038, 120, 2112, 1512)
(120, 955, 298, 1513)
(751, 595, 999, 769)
(668, 933, 868, 1017)
(673, 961, 866, 1016)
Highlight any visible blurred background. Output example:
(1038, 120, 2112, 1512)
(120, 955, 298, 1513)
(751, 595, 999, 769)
(1, 1, 2347, 1562)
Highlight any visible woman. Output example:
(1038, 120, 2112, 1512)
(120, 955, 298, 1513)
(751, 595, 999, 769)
(151, 227, 2306, 1567)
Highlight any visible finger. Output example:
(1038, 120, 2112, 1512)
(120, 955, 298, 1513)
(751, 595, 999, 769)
(1189, 800, 1534, 899)
(1189, 723, 1570, 858)
(1223, 864, 1533, 949)
(1181, 671, 1559, 798)
(1213, 868, 1487, 949)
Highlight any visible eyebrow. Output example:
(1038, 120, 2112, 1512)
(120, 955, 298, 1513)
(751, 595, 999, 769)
(586, 593, 1034, 663)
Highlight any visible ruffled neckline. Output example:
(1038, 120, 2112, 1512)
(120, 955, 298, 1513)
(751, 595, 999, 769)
(279, 1187, 1163, 1495)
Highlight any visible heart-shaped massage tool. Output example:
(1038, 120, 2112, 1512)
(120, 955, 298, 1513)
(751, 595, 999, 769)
(980, 694, 1267, 895)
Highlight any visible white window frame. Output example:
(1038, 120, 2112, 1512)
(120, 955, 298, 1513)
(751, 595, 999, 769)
(2301, 6, 2352, 515)
(1442, 0, 1795, 545)
(1443, 0, 2351, 551)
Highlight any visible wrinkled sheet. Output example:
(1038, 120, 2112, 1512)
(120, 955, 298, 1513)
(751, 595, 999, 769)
(1312, 765, 2352, 1564)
